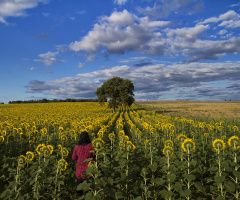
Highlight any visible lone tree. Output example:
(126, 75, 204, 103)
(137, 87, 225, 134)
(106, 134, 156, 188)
(95, 76, 135, 111)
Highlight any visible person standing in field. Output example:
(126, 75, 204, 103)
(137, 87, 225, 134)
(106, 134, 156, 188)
(72, 131, 95, 196)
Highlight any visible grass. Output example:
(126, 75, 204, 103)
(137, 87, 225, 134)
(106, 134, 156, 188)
(134, 100, 240, 120)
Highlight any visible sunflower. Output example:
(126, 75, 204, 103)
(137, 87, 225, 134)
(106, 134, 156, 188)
(126, 141, 136, 152)
(47, 145, 54, 154)
(36, 144, 45, 155)
(125, 135, 129, 141)
(203, 133, 209, 138)
(118, 130, 125, 137)
(163, 146, 174, 157)
(169, 132, 174, 139)
(119, 142, 125, 149)
(108, 133, 115, 141)
(150, 128, 156, 133)
(212, 139, 226, 152)
(42, 146, 51, 157)
(182, 138, 196, 152)
(221, 135, 227, 141)
(58, 144, 63, 153)
(164, 140, 173, 147)
(144, 139, 153, 147)
(57, 159, 68, 171)
(92, 138, 105, 151)
(117, 124, 123, 129)
(177, 134, 187, 142)
(26, 151, 34, 161)
(88, 160, 96, 167)
(233, 126, 239, 132)
(0, 136, 4, 143)
(62, 147, 69, 157)
(7, 134, 15, 142)
(97, 131, 104, 138)
(1, 130, 6, 136)
(18, 155, 27, 166)
(60, 135, 68, 142)
(228, 136, 240, 149)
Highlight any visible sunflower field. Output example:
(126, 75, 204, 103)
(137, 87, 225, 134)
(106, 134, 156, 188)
(0, 102, 240, 200)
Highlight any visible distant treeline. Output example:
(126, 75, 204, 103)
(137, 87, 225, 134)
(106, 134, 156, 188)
(8, 98, 99, 104)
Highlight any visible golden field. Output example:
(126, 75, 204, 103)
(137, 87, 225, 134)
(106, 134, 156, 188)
(135, 100, 240, 119)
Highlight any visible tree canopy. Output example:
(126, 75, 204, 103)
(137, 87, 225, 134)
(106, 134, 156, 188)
(95, 76, 135, 111)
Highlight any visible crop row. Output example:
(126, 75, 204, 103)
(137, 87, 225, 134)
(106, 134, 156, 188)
(0, 102, 240, 200)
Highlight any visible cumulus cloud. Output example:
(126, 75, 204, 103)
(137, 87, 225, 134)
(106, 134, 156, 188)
(114, 0, 128, 6)
(69, 8, 240, 63)
(69, 9, 169, 57)
(137, 0, 203, 18)
(25, 62, 240, 101)
(34, 51, 59, 66)
(199, 10, 240, 28)
(184, 37, 240, 63)
(0, 0, 49, 24)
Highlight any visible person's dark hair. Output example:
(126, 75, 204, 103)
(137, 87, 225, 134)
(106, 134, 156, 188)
(78, 131, 91, 146)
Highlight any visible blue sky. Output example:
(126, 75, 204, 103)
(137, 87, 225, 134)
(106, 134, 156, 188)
(1, 0, 240, 104)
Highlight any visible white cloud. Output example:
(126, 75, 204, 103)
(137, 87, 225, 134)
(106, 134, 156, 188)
(114, 0, 128, 6)
(218, 29, 228, 35)
(69, 9, 240, 63)
(0, 0, 50, 24)
(78, 62, 85, 68)
(34, 51, 59, 66)
(137, 0, 203, 18)
(69, 9, 169, 56)
(25, 62, 240, 101)
(199, 10, 240, 28)
(219, 19, 240, 28)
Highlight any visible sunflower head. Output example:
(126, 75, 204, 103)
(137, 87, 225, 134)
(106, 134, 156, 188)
(60, 135, 68, 142)
(228, 136, 240, 149)
(164, 140, 173, 147)
(26, 151, 34, 161)
(36, 144, 45, 155)
(18, 155, 27, 166)
(204, 133, 209, 138)
(97, 131, 104, 138)
(182, 138, 196, 152)
(177, 134, 187, 142)
(47, 145, 54, 154)
(169, 132, 174, 138)
(0, 136, 4, 143)
(119, 142, 125, 150)
(88, 160, 96, 167)
(144, 139, 153, 147)
(163, 146, 174, 157)
(233, 126, 239, 132)
(1, 130, 6, 136)
(92, 138, 105, 151)
(126, 141, 136, 152)
(57, 159, 68, 171)
(62, 147, 69, 157)
(7, 134, 15, 142)
(58, 144, 63, 153)
(118, 130, 125, 137)
(108, 133, 115, 141)
(42, 146, 51, 157)
(213, 139, 226, 152)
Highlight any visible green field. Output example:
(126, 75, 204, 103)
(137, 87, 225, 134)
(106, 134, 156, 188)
(0, 102, 240, 199)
